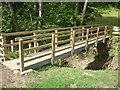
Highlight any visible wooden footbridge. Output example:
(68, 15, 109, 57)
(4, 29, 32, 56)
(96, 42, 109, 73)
(0, 25, 113, 72)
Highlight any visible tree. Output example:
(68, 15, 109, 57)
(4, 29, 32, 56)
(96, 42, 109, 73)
(80, 0, 88, 25)
(8, 2, 21, 32)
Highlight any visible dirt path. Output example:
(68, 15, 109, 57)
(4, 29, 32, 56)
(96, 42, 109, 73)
(0, 63, 28, 88)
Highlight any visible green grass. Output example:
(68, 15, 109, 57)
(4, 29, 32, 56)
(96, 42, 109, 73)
(26, 65, 118, 88)
(87, 7, 119, 26)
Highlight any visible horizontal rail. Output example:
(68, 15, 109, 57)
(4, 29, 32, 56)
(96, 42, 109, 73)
(15, 33, 52, 41)
(2, 25, 100, 36)
(24, 43, 51, 52)
(4, 42, 19, 47)
(23, 37, 52, 44)
(5, 51, 19, 57)
(75, 41, 86, 46)
(55, 46, 71, 53)
(75, 36, 86, 40)
(0, 53, 3, 56)
(0, 36, 2, 39)
(24, 52, 51, 63)
(56, 39, 71, 45)
(56, 31, 72, 34)
(57, 34, 71, 38)
(0, 47, 3, 51)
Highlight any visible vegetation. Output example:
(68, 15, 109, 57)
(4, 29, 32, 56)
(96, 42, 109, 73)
(1, 2, 119, 33)
(26, 65, 118, 88)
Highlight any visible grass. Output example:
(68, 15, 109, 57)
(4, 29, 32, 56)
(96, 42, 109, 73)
(87, 7, 119, 26)
(26, 65, 118, 88)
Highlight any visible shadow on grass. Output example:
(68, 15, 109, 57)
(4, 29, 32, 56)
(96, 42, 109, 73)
(34, 63, 70, 72)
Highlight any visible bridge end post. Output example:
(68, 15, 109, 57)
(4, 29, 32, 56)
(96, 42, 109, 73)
(1, 34, 7, 61)
(19, 39, 24, 72)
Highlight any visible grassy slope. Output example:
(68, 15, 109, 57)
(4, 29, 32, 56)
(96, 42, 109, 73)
(87, 7, 119, 26)
(26, 66, 118, 88)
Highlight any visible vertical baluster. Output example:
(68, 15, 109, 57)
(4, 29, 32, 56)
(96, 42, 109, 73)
(51, 33, 55, 65)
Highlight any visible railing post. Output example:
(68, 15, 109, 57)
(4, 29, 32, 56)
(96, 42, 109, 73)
(33, 33, 37, 53)
(91, 26, 93, 36)
(70, 28, 73, 45)
(10, 40, 14, 52)
(1, 34, 7, 61)
(85, 29, 89, 50)
(51, 33, 55, 65)
(19, 39, 24, 72)
(110, 25, 113, 39)
(103, 26, 107, 43)
(82, 27, 84, 40)
(55, 30, 58, 48)
(71, 31, 75, 56)
(95, 27, 100, 46)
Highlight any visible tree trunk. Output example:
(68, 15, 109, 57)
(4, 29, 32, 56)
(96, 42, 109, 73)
(35, 1, 42, 29)
(80, 0, 88, 25)
(74, 2, 79, 26)
(8, 2, 21, 32)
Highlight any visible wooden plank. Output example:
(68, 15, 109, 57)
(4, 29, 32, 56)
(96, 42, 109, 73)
(10, 40, 14, 52)
(24, 43, 51, 52)
(71, 31, 75, 56)
(56, 39, 71, 45)
(51, 34, 55, 65)
(15, 33, 52, 41)
(24, 52, 51, 63)
(19, 39, 24, 72)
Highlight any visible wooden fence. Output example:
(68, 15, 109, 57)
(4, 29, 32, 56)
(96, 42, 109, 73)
(0, 25, 113, 71)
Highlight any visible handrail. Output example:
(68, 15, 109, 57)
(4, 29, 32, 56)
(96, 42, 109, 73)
(2, 25, 100, 36)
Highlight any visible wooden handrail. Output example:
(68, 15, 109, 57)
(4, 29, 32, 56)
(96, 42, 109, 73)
(2, 25, 100, 36)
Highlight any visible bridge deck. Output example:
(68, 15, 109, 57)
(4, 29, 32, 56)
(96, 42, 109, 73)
(1, 36, 109, 71)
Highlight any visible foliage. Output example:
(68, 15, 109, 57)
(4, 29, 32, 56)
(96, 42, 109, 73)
(1, 2, 119, 33)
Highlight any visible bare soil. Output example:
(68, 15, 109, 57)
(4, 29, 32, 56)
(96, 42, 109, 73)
(60, 40, 118, 70)
(0, 63, 30, 88)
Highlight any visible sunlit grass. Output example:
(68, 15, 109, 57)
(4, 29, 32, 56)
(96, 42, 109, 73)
(87, 7, 119, 26)
(26, 65, 118, 88)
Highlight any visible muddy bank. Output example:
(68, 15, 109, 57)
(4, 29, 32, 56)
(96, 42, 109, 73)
(58, 38, 119, 70)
